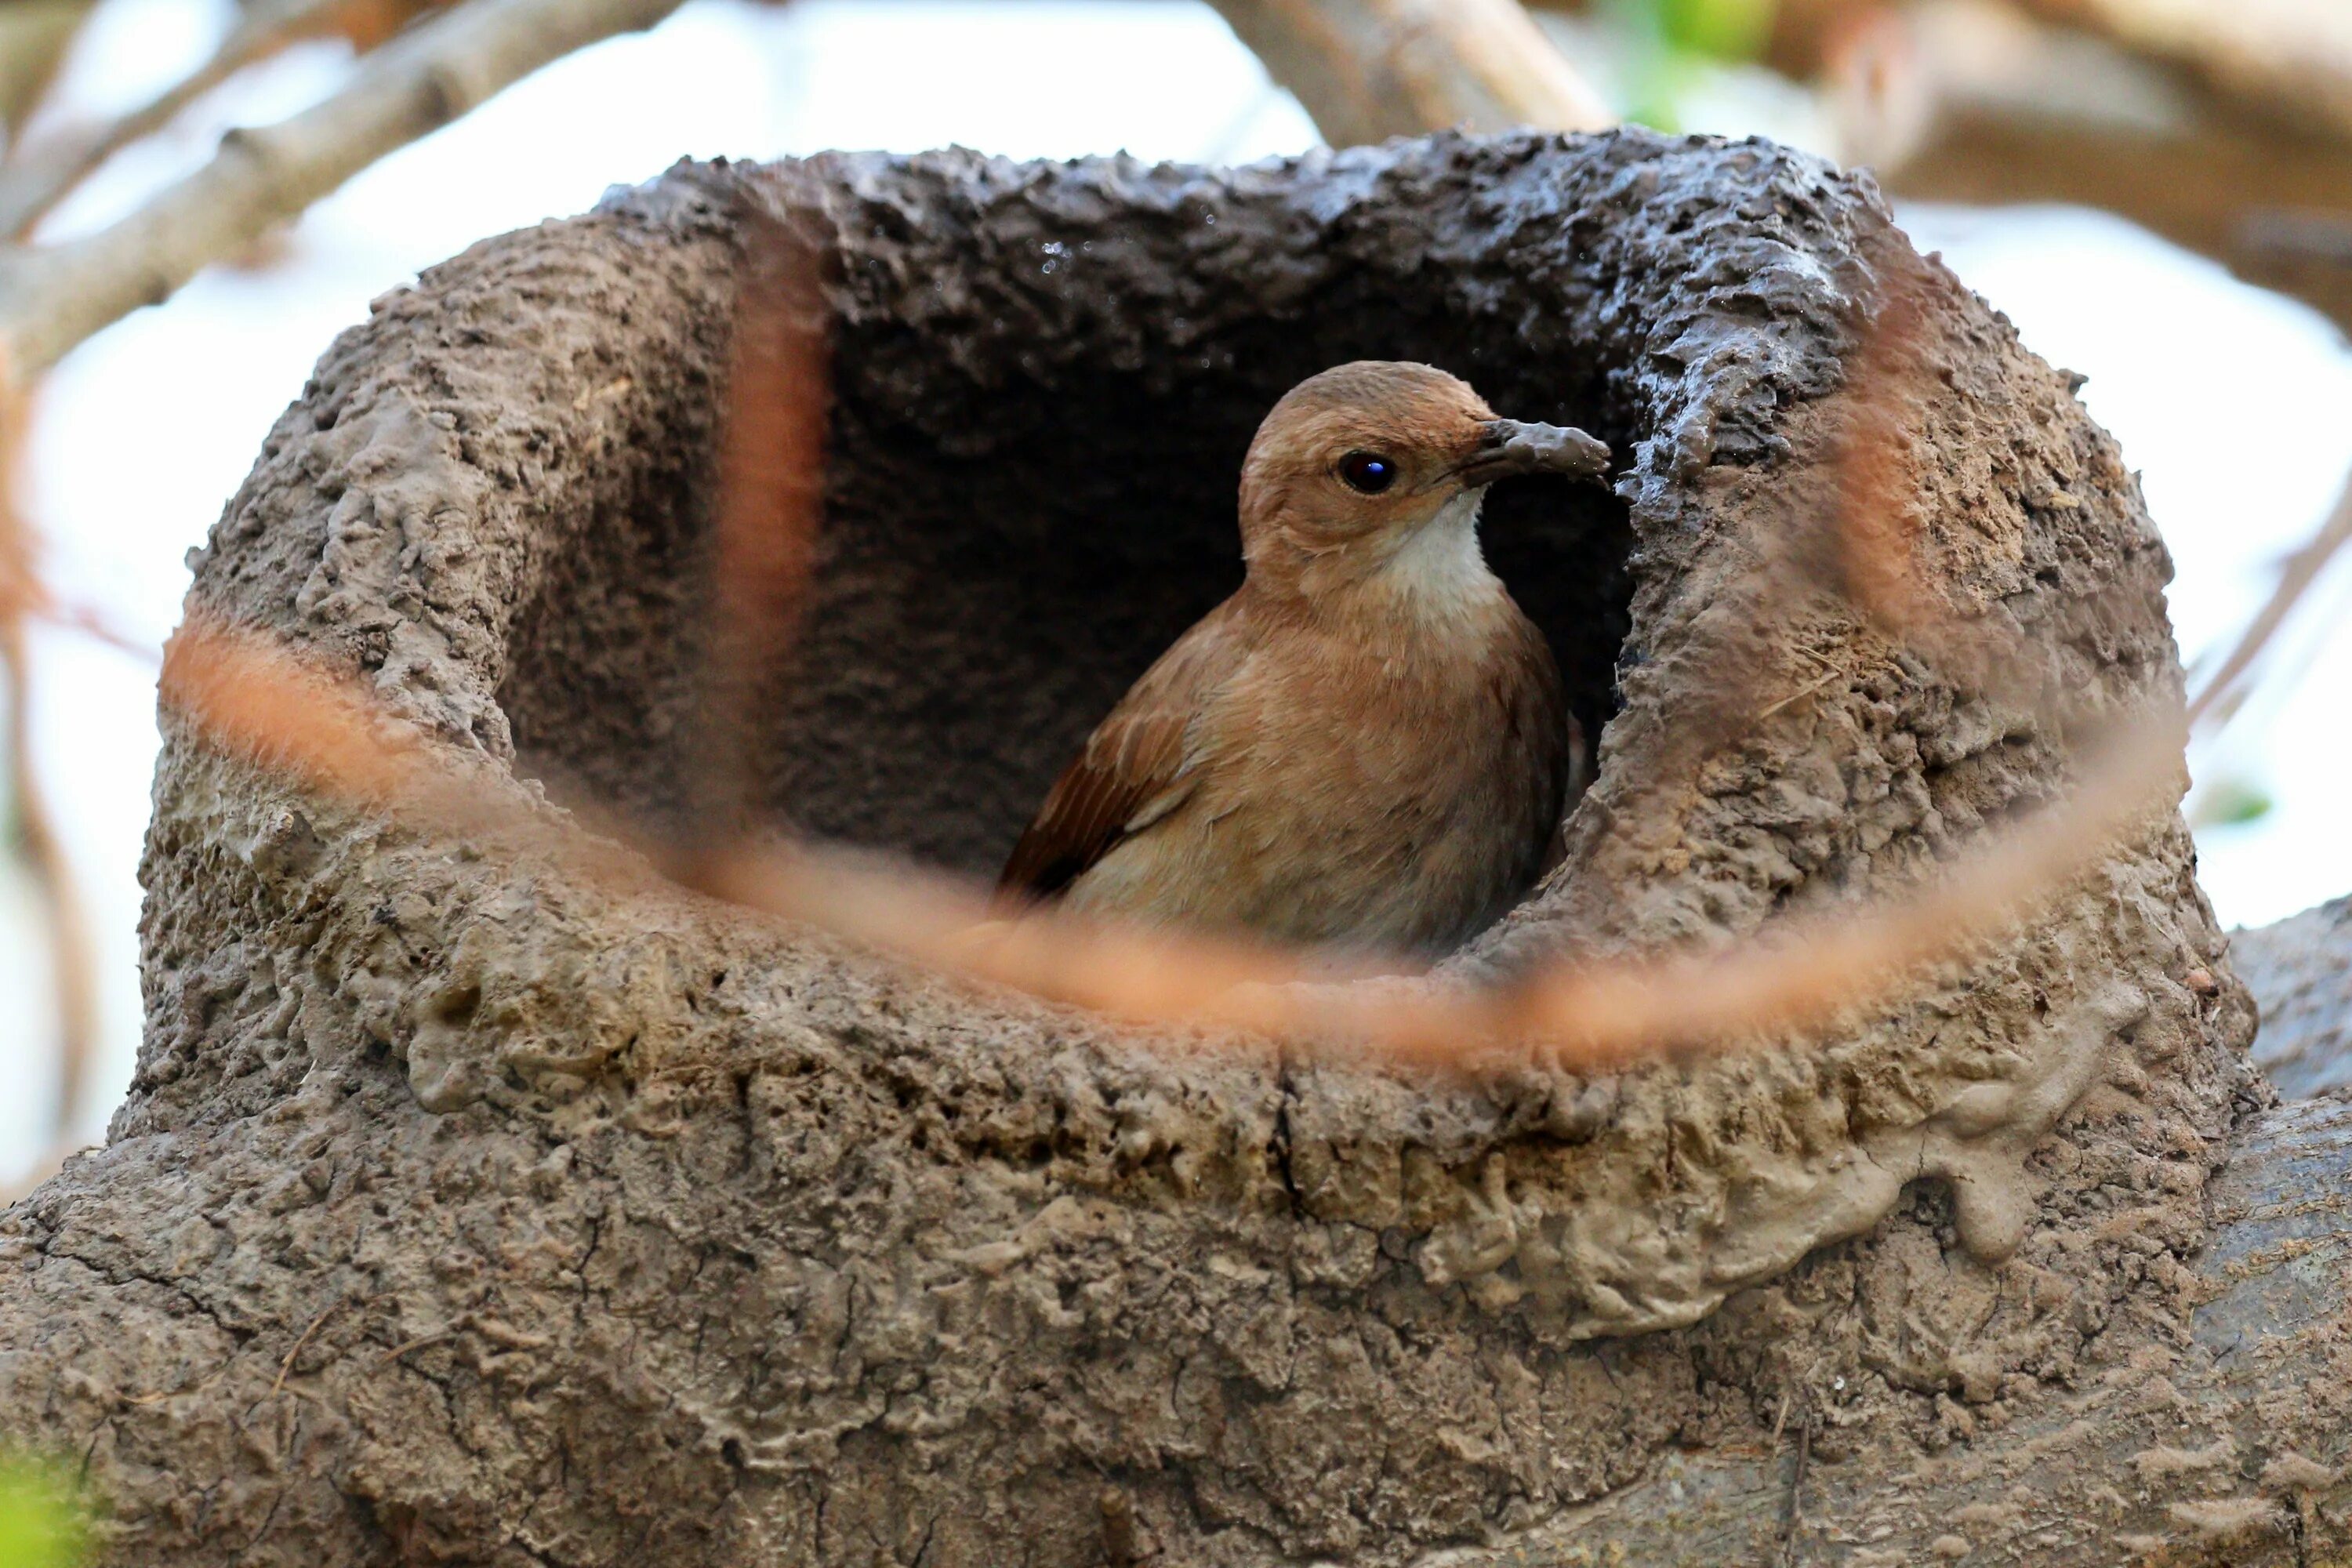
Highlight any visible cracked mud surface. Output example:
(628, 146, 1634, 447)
(0, 132, 2285, 1564)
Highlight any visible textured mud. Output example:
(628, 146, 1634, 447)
(0, 132, 2309, 1565)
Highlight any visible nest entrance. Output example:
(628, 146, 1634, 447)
(495, 273, 1639, 913)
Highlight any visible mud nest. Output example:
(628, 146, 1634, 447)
(3, 132, 2258, 1566)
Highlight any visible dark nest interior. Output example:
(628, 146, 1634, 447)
(495, 224, 1640, 935)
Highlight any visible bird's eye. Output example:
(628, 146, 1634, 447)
(1338, 452, 1397, 494)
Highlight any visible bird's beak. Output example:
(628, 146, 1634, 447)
(1454, 419, 1612, 488)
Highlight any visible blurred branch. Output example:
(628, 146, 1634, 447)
(0, 0, 437, 241)
(1529, 0, 2352, 336)
(0, 0, 688, 376)
(0, 623, 96, 1183)
(1209, 0, 1614, 145)
(690, 204, 831, 840)
(2186, 466, 2352, 731)
(159, 612, 2190, 1072)
(0, 2, 96, 145)
(1857, 1, 2352, 338)
(0, 376, 96, 1192)
(0, 0, 679, 1197)
(2007, 0, 2352, 145)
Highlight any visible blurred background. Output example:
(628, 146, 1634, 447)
(2, 0, 2349, 1196)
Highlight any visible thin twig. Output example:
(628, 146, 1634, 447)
(2191, 554, 2352, 780)
(1, 622, 97, 1142)
(2186, 466, 2352, 732)
(379, 1319, 466, 1363)
(34, 597, 154, 663)
(0, 361, 98, 1167)
(121, 1365, 229, 1406)
(0, 0, 358, 240)
(0, 0, 689, 374)
(1780, 1412, 1815, 1566)
(270, 1294, 352, 1396)
(1755, 667, 1842, 720)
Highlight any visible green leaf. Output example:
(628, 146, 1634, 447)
(0, 1454, 90, 1568)
(2191, 777, 2275, 830)
(1618, 43, 1700, 134)
(1657, 0, 1776, 62)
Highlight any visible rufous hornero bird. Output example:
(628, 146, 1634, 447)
(998, 361, 1611, 958)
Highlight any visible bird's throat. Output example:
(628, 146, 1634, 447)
(1367, 488, 1503, 622)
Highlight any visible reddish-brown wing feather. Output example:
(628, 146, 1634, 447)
(998, 597, 1254, 902)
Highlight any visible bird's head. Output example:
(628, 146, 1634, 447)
(1234, 361, 1611, 601)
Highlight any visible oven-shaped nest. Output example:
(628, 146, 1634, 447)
(49, 132, 2254, 1565)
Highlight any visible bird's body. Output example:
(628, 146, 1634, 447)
(1000, 361, 1609, 958)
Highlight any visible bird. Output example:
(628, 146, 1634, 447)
(996, 360, 1612, 959)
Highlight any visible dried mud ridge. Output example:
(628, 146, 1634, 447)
(6, 130, 2341, 1566)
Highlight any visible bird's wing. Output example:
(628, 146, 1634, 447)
(997, 599, 1251, 902)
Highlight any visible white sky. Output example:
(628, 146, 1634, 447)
(4, 0, 2349, 1185)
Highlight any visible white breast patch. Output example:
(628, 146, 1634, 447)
(1380, 489, 1503, 622)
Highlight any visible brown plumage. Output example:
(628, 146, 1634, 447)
(1000, 361, 1610, 956)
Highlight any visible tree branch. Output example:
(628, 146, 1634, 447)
(2009, 0, 2352, 145)
(2232, 897, 2352, 1101)
(0, 0, 688, 376)
(0, 0, 360, 241)
(1464, 1096, 2352, 1565)
(2186, 467, 2352, 730)
(1207, 0, 1613, 146)
(1854, 0, 2352, 338)
(0, 2, 96, 143)
(1529, 0, 2352, 336)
